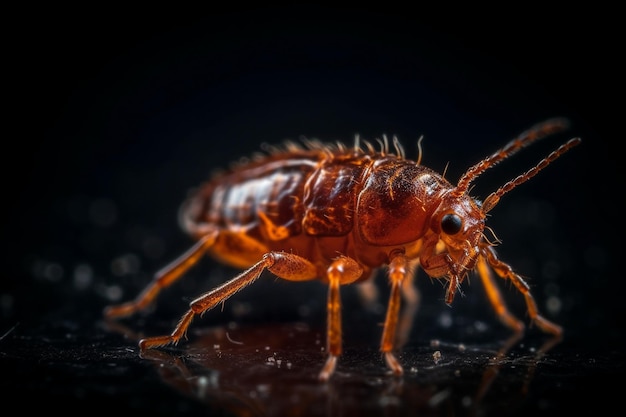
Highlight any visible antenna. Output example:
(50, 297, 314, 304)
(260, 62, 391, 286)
(453, 118, 570, 197)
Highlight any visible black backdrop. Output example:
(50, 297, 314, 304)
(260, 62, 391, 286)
(2, 7, 622, 416)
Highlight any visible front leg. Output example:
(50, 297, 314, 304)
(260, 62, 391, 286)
(475, 250, 525, 333)
(483, 246, 562, 336)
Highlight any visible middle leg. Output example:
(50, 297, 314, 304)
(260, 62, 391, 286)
(318, 255, 363, 381)
(380, 251, 411, 376)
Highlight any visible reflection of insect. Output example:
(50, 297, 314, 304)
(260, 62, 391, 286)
(103, 322, 559, 416)
(104, 119, 580, 381)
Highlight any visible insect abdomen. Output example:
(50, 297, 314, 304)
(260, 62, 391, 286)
(183, 156, 315, 240)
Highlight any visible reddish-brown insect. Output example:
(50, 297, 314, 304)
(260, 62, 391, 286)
(104, 119, 580, 381)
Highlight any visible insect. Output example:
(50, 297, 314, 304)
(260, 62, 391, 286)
(104, 119, 580, 381)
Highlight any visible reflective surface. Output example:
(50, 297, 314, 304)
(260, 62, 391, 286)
(106, 321, 565, 416)
(2, 277, 623, 416)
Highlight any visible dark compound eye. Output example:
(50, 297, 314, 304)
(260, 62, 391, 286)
(441, 213, 462, 235)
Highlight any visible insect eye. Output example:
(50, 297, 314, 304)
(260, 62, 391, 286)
(441, 213, 463, 235)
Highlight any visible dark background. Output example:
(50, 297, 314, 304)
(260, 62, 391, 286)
(2, 6, 622, 416)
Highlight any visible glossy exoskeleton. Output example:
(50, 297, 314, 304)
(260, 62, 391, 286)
(104, 119, 580, 381)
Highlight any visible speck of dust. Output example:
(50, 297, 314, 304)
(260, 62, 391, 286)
(197, 376, 209, 389)
(104, 285, 123, 302)
(73, 263, 94, 290)
(377, 394, 401, 407)
(428, 388, 452, 407)
(438, 312, 453, 328)
(546, 295, 562, 315)
(110, 253, 141, 277)
(32, 260, 64, 282)
(255, 384, 270, 398)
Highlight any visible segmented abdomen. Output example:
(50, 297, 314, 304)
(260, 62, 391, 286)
(182, 148, 375, 239)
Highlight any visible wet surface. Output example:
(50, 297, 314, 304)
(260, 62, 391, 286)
(113, 323, 565, 417)
(2, 281, 623, 416)
(3, 7, 622, 417)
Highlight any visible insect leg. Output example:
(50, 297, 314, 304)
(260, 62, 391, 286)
(319, 255, 363, 381)
(138, 251, 319, 350)
(395, 263, 420, 349)
(475, 252, 525, 333)
(104, 230, 219, 319)
(380, 251, 410, 376)
(483, 246, 563, 336)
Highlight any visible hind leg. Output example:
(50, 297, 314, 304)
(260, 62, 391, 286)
(138, 251, 319, 349)
(104, 231, 218, 319)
